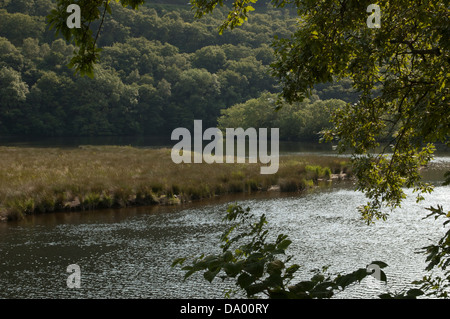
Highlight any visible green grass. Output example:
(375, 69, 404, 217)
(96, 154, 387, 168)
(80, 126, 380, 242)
(0, 146, 352, 221)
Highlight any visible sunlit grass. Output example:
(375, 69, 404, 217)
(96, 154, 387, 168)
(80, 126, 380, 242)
(0, 146, 352, 221)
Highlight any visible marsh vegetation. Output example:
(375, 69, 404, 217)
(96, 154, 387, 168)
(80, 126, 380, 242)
(0, 146, 351, 221)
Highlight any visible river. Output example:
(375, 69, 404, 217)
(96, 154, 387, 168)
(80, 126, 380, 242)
(0, 142, 449, 299)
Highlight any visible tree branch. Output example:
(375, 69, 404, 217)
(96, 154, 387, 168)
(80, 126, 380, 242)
(390, 40, 441, 56)
(93, 0, 108, 50)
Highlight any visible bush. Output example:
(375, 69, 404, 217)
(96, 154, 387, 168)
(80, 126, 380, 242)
(305, 165, 321, 181)
(323, 167, 332, 179)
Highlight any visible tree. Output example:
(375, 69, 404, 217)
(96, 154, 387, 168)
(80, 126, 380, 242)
(5, 0, 33, 14)
(0, 67, 29, 105)
(218, 92, 346, 141)
(187, 0, 449, 217)
(136, 83, 165, 134)
(32, 0, 55, 17)
(0, 37, 24, 71)
(192, 45, 227, 73)
(0, 66, 29, 133)
(172, 68, 221, 128)
(190, 0, 450, 298)
(226, 56, 275, 96)
(46, 0, 449, 298)
(47, 0, 144, 77)
(26, 71, 75, 135)
(0, 9, 44, 46)
(217, 69, 249, 106)
(313, 77, 361, 105)
(21, 37, 40, 60)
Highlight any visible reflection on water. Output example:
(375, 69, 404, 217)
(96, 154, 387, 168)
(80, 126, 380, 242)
(2, 135, 448, 160)
(0, 184, 449, 299)
(0, 135, 336, 156)
(0, 135, 174, 149)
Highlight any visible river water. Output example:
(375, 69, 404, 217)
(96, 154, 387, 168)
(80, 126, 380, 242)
(0, 144, 449, 299)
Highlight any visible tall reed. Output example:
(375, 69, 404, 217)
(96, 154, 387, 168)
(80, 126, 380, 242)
(0, 146, 352, 221)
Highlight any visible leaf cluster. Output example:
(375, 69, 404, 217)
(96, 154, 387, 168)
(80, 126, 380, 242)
(47, 0, 145, 77)
(172, 204, 389, 299)
(413, 205, 450, 298)
(192, 0, 449, 224)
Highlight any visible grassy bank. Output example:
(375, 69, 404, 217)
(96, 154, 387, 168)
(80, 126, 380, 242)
(0, 146, 352, 221)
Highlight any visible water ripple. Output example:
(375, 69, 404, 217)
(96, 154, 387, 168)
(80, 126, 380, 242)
(0, 186, 448, 299)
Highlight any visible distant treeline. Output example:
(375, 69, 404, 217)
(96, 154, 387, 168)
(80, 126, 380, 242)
(218, 92, 347, 141)
(0, 0, 359, 139)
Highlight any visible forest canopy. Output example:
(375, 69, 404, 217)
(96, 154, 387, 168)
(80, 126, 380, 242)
(0, 0, 353, 139)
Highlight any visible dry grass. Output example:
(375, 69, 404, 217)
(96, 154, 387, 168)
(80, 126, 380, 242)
(0, 146, 352, 221)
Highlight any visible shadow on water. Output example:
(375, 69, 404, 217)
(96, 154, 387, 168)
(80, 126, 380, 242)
(3, 184, 342, 228)
(0, 135, 174, 149)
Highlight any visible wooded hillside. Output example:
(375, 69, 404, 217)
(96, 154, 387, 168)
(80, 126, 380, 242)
(0, 0, 357, 139)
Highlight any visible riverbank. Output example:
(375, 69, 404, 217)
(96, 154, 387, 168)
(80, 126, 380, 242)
(0, 146, 352, 221)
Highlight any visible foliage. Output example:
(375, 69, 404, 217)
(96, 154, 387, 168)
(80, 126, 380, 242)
(40, 0, 449, 214)
(173, 204, 388, 298)
(185, 0, 450, 298)
(0, 1, 333, 137)
(375, 205, 450, 299)
(47, 0, 145, 78)
(218, 92, 346, 141)
(191, 0, 450, 223)
(7, 0, 448, 298)
(0, 146, 347, 221)
(0, 1, 362, 137)
(414, 205, 450, 298)
(273, 0, 448, 223)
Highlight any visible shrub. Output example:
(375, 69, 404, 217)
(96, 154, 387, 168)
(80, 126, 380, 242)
(305, 165, 321, 180)
(82, 192, 101, 210)
(323, 167, 332, 179)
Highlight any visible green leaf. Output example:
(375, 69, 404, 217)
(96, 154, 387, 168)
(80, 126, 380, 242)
(335, 274, 355, 288)
(171, 257, 186, 268)
(246, 283, 267, 296)
(204, 269, 220, 283)
(289, 281, 315, 293)
(370, 261, 389, 269)
(267, 260, 284, 275)
(265, 273, 283, 287)
(223, 262, 241, 277)
(285, 264, 301, 277)
(223, 251, 233, 262)
(311, 273, 325, 284)
(406, 289, 424, 298)
(237, 273, 254, 289)
(277, 239, 292, 251)
(244, 260, 265, 277)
